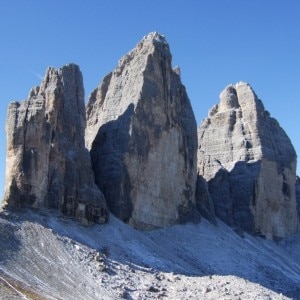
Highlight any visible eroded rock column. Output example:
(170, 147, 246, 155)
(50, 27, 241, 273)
(86, 32, 199, 229)
(3, 64, 108, 224)
(197, 82, 298, 238)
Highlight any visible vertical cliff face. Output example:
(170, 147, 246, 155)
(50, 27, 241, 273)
(86, 32, 199, 229)
(2, 64, 108, 224)
(197, 82, 298, 238)
(195, 175, 216, 224)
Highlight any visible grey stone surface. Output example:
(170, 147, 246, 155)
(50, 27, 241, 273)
(86, 32, 199, 229)
(296, 176, 300, 221)
(195, 174, 216, 224)
(197, 82, 298, 239)
(2, 64, 108, 224)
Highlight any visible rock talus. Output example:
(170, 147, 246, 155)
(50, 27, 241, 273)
(2, 64, 108, 224)
(86, 32, 199, 229)
(197, 82, 298, 238)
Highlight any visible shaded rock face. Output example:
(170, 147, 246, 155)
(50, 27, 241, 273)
(2, 64, 108, 224)
(195, 175, 216, 224)
(197, 82, 298, 239)
(296, 176, 300, 221)
(86, 32, 199, 229)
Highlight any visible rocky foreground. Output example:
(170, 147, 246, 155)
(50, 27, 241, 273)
(0, 210, 299, 300)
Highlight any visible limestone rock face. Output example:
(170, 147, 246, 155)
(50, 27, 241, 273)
(2, 64, 108, 224)
(86, 32, 199, 229)
(197, 82, 298, 238)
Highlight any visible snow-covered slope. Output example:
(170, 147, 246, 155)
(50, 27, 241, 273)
(0, 210, 299, 299)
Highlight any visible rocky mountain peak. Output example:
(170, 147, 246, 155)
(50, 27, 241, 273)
(197, 82, 298, 239)
(142, 31, 168, 43)
(1, 33, 298, 239)
(218, 84, 239, 111)
(2, 64, 108, 224)
(86, 33, 199, 229)
(86, 33, 174, 150)
(213, 82, 262, 116)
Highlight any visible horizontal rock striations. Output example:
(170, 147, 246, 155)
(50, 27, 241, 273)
(2, 64, 108, 224)
(86, 32, 199, 229)
(197, 82, 298, 239)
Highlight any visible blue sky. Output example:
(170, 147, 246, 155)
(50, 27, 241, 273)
(0, 0, 299, 199)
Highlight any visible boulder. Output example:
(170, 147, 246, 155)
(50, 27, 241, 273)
(2, 64, 108, 224)
(86, 32, 199, 229)
(197, 82, 298, 239)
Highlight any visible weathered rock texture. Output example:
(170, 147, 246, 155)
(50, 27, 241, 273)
(296, 176, 300, 221)
(2, 64, 108, 224)
(197, 82, 298, 239)
(195, 175, 216, 224)
(86, 32, 199, 229)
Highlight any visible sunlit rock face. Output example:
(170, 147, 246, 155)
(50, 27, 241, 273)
(2, 64, 108, 224)
(197, 82, 298, 239)
(86, 32, 199, 229)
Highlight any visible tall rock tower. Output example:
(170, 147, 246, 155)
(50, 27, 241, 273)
(86, 32, 199, 229)
(197, 82, 298, 239)
(2, 64, 108, 224)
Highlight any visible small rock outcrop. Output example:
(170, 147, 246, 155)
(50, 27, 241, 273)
(86, 32, 199, 229)
(2, 64, 108, 224)
(197, 82, 298, 239)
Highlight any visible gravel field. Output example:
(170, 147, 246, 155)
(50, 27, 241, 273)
(0, 210, 299, 299)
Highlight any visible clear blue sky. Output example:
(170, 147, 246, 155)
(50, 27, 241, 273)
(0, 0, 299, 200)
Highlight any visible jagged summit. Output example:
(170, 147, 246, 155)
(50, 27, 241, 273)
(142, 31, 168, 43)
(109, 32, 172, 91)
(216, 82, 261, 113)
